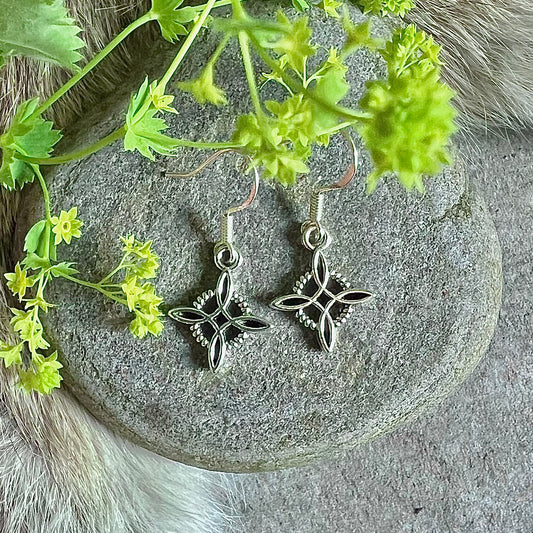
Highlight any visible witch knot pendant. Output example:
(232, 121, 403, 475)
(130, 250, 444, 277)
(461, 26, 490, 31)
(271, 248, 373, 352)
(169, 270, 270, 371)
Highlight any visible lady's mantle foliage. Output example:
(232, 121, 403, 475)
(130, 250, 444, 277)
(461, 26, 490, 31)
(0, 98, 62, 190)
(359, 25, 457, 192)
(357, 0, 414, 17)
(151, 0, 198, 42)
(0, 197, 164, 394)
(0, 0, 456, 395)
(124, 78, 179, 160)
(0, 0, 84, 69)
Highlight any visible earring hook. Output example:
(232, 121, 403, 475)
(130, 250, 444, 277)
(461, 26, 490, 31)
(164, 149, 260, 270)
(303, 132, 359, 251)
(317, 132, 358, 195)
(309, 132, 358, 224)
(165, 149, 259, 221)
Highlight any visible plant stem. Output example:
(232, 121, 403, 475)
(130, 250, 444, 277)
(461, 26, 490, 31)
(194, 0, 235, 11)
(36, 12, 155, 116)
(208, 35, 231, 68)
(22, 126, 127, 166)
(238, 32, 263, 117)
(322, 121, 354, 135)
(59, 273, 128, 306)
(35, 168, 51, 221)
(23, 134, 240, 166)
(158, 0, 219, 91)
(98, 258, 131, 285)
(230, 0, 246, 19)
(247, 33, 370, 123)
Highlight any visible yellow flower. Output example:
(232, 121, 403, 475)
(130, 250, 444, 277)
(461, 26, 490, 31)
(51, 207, 83, 245)
(149, 84, 178, 114)
(120, 236, 160, 279)
(17, 352, 63, 394)
(121, 275, 144, 312)
(5, 263, 34, 300)
(177, 63, 228, 107)
(129, 314, 164, 339)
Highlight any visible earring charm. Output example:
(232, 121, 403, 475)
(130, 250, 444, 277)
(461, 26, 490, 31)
(168, 158, 271, 371)
(271, 135, 373, 352)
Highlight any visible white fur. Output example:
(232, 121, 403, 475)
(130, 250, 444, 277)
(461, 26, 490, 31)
(409, 0, 533, 128)
(1, 1, 532, 531)
(0, 368, 233, 532)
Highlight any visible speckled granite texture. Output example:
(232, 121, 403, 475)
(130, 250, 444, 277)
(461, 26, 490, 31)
(15, 4, 502, 472)
(231, 128, 532, 533)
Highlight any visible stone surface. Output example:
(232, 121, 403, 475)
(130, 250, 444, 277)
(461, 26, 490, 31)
(231, 128, 532, 532)
(15, 5, 502, 472)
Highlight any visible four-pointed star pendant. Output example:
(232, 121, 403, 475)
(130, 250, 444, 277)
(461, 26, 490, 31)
(169, 271, 271, 371)
(271, 249, 373, 352)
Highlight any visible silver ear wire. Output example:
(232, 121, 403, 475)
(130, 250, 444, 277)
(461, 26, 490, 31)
(166, 152, 270, 371)
(164, 150, 260, 271)
(271, 132, 372, 353)
(215, 159, 259, 271)
(165, 148, 235, 178)
(302, 132, 358, 251)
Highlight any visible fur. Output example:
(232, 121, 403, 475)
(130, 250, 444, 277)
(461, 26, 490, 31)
(409, 0, 533, 129)
(0, 1, 532, 531)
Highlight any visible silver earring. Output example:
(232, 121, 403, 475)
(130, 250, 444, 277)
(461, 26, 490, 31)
(271, 135, 373, 352)
(168, 158, 271, 372)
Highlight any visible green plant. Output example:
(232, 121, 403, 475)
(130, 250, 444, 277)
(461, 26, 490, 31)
(0, 0, 456, 393)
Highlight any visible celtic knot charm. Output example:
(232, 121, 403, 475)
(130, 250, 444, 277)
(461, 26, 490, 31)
(169, 270, 270, 371)
(271, 249, 373, 352)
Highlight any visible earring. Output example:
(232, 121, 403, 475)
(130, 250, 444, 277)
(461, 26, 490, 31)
(168, 158, 271, 372)
(271, 135, 373, 352)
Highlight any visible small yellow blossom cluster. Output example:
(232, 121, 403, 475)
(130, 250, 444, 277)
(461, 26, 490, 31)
(119, 236, 164, 338)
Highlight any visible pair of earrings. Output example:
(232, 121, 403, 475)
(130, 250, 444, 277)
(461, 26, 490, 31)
(168, 138, 373, 372)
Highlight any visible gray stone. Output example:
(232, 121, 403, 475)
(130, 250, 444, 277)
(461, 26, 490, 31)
(15, 4, 502, 472)
(232, 128, 533, 533)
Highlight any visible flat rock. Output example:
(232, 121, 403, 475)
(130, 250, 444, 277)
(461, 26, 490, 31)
(15, 4, 502, 472)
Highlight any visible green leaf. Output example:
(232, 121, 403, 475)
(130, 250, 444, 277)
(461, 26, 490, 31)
(0, 98, 62, 190)
(0, 0, 84, 69)
(24, 220, 47, 254)
(150, 0, 197, 42)
(23, 253, 52, 271)
(309, 48, 350, 137)
(49, 262, 79, 278)
(124, 78, 178, 161)
(0, 342, 23, 368)
(291, 0, 311, 10)
(320, 0, 343, 18)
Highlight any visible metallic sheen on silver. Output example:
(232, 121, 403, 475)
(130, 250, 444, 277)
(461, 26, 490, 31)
(271, 133, 373, 352)
(168, 155, 270, 371)
(271, 248, 372, 352)
(169, 270, 270, 371)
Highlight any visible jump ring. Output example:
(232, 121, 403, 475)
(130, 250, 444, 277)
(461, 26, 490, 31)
(301, 221, 331, 251)
(214, 242, 242, 271)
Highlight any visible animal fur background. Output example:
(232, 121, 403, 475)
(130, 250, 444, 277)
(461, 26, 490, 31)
(0, 1, 531, 531)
